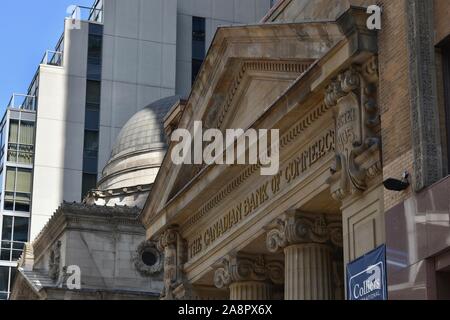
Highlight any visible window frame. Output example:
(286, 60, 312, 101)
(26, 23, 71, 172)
(1, 215, 29, 262)
(3, 166, 32, 213)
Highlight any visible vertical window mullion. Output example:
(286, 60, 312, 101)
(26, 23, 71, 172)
(10, 217, 14, 261)
(13, 168, 17, 212)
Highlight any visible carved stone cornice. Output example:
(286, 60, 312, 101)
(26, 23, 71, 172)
(18, 243, 34, 272)
(324, 58, 381, 201)
(213, 253, 284, 289)
(266, 211, 343, 253)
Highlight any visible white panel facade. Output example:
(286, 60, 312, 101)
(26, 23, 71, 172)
(98, 0, 178, 179)
(175, 0, 272, 96)
(30, 20, 89, 240)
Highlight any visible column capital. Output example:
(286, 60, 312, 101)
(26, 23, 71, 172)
(213, 253, 284, 289)
(266, 211, 342, 253)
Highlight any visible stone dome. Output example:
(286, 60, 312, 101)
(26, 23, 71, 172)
(97, 95, 182, 195)
(110, 95, 182, 161)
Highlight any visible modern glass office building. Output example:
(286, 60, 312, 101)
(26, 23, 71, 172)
(0, 97, 36, 300)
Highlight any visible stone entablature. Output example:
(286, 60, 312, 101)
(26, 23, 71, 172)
(185, 124, 336, 261)
(183, 102, 334, 232)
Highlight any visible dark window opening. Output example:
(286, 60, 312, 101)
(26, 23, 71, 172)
(192, 17, 205, 85)
(142, 251, 157, 267)
(82, 173, 97, 198)
(442, 40, 450, 173)
(82, 24, 103, 199)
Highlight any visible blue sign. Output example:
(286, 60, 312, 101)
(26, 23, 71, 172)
(346, 245, 388, 300)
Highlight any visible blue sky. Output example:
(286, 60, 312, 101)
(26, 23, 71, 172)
(0, 0, 94, 114)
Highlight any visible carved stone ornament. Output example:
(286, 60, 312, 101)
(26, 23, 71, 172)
(325, 57, 381, 201)
(213, 253, 284, 289)
(266, 211, 343, 253)
(157, 227, 186, 300)
(48, 241, 62, 281)
(133, 240, 163, 276)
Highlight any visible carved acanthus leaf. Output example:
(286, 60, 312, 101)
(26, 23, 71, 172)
(213, 254, 284, 289)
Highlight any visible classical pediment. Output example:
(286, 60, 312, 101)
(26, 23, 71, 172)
(141, 8, 375, 232)
(167, 59, 313, 200)
(214, 60, 314, 131)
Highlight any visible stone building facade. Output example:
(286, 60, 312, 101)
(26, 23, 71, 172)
(9, 0, 450, 300)
(140, 0, 450, 300)
(9, 96, 180, 300)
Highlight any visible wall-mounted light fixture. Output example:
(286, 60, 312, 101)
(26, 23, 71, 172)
(383, 171, 410, 191)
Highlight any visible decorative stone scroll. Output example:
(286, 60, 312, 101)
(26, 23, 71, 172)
(266, 211, 343, 253)
(324, 57, 381, 201)
(157, 227, 185, 300)
(213, 253, 284, 289)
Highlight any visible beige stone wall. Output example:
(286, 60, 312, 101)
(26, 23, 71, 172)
(434, 0, 450, 45)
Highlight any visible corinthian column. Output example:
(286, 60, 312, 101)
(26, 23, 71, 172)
(213, 253, 283, 300)
(266, 211, 342, 300)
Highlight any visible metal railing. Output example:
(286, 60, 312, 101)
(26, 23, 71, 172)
(41, 50, 63, 66)
(7, 94, 36, 111)
(70, 5, 103, 24)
